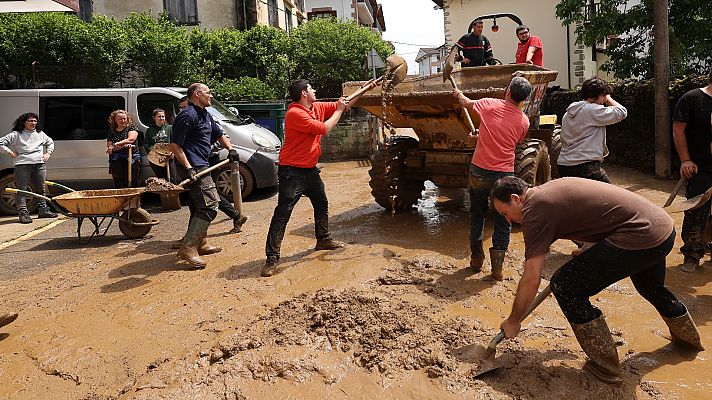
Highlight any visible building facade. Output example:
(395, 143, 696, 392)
(415, 45, 447, 77)
(304, 0, 386, 35)
(84, 0, 304, 31)
(431, 0, 612, 89)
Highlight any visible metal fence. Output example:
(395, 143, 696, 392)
(0, 63, 189, 90)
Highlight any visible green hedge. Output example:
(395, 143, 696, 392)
(0, 12, 392, 101)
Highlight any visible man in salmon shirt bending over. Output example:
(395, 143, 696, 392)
(262, 79, 372, 277)
(453, 76, 532, 281)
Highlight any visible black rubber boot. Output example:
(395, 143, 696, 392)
(489, 248, 506, 281)
(570, 314, 623, 386)
(470, 240, 485, 272)
(0, 312, 18, 329)
(177, 218, 210, 269)
(661, 307, 705, 351)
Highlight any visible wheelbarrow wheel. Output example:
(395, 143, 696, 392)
(119, 208, 153, 239)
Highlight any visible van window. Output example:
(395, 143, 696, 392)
(40, 96, 125, 140)
(137, 93, 180, 126)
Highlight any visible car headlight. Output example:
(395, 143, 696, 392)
(252, 134, 273, 149)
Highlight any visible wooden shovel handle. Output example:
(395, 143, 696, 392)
(489, 285, 553, 348)
(448, 75, 478, 135)
(177, 159, 230, 188)
(345, 76, 384, 102)
(663, 177, 686, 208)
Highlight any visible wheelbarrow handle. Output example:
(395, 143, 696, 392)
(45, 181, 75, 193)
(177, 159, 231, 188)
(488, 284, 553, 348)
(4, 187, 53, 203)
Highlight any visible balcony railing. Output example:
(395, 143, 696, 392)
(356, 0, 374, 25)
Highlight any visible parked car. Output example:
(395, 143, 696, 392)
(0, 88, 280, 214)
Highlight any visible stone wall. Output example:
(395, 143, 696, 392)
(541, 75, 709, 174)
(320, 107, 374, 161)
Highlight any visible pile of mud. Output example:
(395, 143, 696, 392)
(145, 177, 183, 193)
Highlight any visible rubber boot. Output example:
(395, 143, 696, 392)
(570, 315, 623, 386)
(0, 312, 18, 329)
(489, 248, 506, 281)
(177, 218, 210, 269)
(680, 257, 699, 273)
(661, 308, 705, 351)
(315, 238, 345, 250)
(261, 256, 280, 277)
(470, 240, 485, 272)
(198, 237, 222, 256)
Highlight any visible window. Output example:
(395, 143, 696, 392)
(164, 0, 199, 26)
(285, 6, 293, 31)
(268, 0, 279, 28)
(40, 96, 125, 141)
(137, 93, 181, 126)
(307, 10, 337, 20)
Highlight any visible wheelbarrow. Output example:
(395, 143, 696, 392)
(5, 181, 158, 244)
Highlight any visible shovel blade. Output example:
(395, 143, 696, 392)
(665, 187, 712, 213)
(471, 346, 503, 377)
(385, 55, 407, 85)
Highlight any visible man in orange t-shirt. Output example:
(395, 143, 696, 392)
(262, 79, 372, 277)
(453, 76, 532, 280)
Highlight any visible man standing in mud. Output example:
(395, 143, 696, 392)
(262, 79, 372, 277)
(170, 83, 239, 270)
(455, 19, 494, 67)
(491, 176, 704, 385)
(453, 76, 532, 280)
(673, 70, 712, 273)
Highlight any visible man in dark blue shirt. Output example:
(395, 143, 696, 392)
(170, 83, 239, 269)
(456, 19, 494, 67)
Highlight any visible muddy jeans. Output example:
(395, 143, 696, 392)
(469, 164, 514, 251)
(176, 164, 219, 223)
(265, 166, 330, 258)
(681, 170, 712, 261)
(14, 163, 50, 214)
(558, 161, 610, 183)
(551, 230, 685, 325)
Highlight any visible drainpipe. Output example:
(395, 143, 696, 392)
(566, 24, 572, 89)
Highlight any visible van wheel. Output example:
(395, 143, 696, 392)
(0, 174, 39, 215)
(214, 163, 255, 200)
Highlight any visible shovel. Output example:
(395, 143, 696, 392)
(345, 54, 408, 101)
(442, 46, 478, 136)
(145, 159, 230, 194)
(664, 185, 712, 213)
(472, 284, 552, 378)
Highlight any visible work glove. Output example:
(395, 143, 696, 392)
(187, 167, 197, 182)
(228, 149, 239, 163)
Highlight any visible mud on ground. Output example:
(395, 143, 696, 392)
(0, 162, 710, 399)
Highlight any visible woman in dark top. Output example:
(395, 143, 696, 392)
(144, 108, 174, 180)
(106, 109, 140, 188)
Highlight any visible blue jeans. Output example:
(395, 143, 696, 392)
(265, 166, 330, 258)
(14, 163, 50, 214)
(468, 164, 513, 250)
(551, 231, 685, 324)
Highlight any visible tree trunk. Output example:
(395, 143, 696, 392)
(654, 0, 671, 177)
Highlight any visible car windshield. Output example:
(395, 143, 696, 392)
(207, 98, 241, 124)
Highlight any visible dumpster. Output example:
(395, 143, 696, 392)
(226, 102, 287, 143)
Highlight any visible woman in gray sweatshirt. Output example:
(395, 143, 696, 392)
(0, 112, 57, 223)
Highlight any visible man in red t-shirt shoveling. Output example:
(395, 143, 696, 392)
(262, 79, 370, 277)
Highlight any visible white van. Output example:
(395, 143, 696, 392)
(0, 88, 280, 214)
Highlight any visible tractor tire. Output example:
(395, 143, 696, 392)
(549, 126, 562, 178)
(369, 136, 424, 212)
(119, 207, 153, 239)
(515, 138, 551, 186)
(0, 173, 39, 215)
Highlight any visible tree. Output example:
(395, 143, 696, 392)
(555, 0, 712, 79)
(289, 18, 393, 98)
